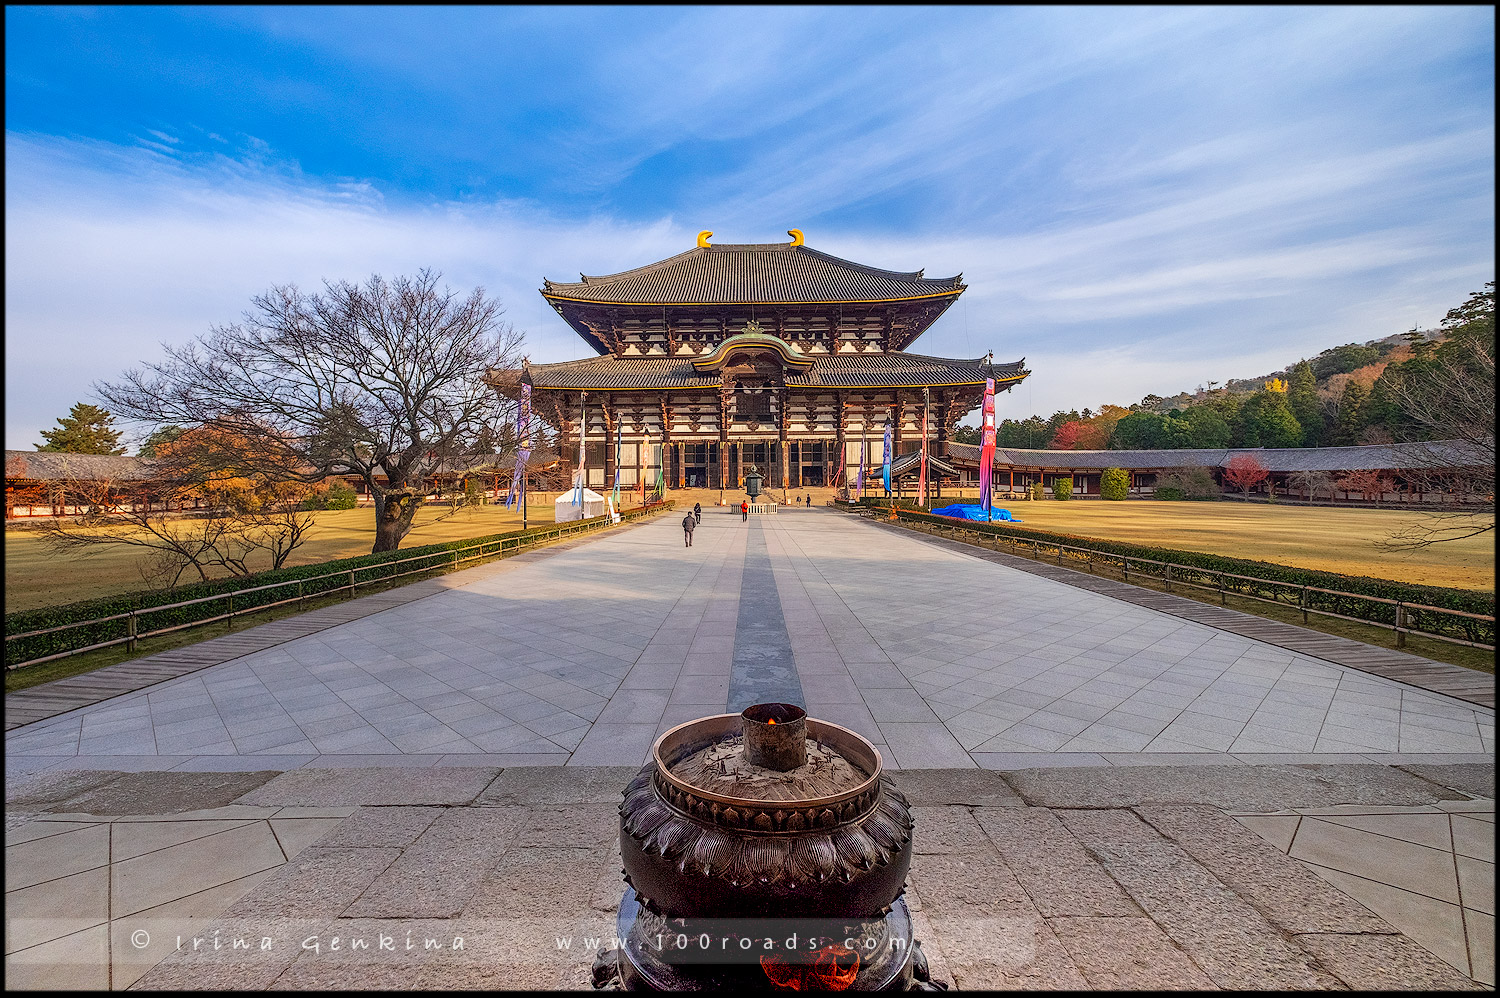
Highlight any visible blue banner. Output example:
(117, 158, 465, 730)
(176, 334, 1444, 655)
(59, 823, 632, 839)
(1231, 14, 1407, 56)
(881, 421, 892, 493)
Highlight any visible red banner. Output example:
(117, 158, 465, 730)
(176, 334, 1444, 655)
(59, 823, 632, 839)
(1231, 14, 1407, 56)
(978, 378, 996, 512)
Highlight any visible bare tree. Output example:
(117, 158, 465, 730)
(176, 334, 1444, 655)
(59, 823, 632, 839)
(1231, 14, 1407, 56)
(1376, 292, 1494, 551)
(98, 270, 523, 552)
(1289, 469, 1334, 502)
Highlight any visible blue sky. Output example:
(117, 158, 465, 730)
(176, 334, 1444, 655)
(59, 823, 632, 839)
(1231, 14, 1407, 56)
(6, 6, 1494, 450)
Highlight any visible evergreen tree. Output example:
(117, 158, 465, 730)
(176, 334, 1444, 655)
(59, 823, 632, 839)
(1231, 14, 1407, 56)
(1236, 390, 1301, 448)
(1287, 360, 1322, 445)
(137, 424, 186, 459)
(1332, 381, 1369, 445)
(37, 402, 126, 454)
(1179, 406, 1232, 448)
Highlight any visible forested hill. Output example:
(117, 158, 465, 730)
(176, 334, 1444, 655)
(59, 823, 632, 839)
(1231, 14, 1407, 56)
(965, 284, 1494, 452)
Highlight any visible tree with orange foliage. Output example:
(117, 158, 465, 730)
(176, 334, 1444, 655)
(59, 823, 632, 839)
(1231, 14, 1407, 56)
(37, 423, 318, 588)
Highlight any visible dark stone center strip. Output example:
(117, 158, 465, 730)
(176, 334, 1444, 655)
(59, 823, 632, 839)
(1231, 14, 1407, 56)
(728, 520, 804, 712)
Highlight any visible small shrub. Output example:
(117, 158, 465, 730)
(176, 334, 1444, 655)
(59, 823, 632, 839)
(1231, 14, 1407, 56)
(1156, 467, 1220, 500)
(1051, 478, 1073, 501)
(1156, 486, 1186, 501)
(324, 480, 359, 510)
(463, 479, 484, 508)
(1100, 467, 1129, 501)
(1029, 481, 1046, 501)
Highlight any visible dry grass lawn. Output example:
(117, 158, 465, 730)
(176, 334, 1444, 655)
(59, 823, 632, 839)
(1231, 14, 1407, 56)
(5, 493, 1493, 614)
(4, 498, 601, 614)
(932, 493, 1494, 592)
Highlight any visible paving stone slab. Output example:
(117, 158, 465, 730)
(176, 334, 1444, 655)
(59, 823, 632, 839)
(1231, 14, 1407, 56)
(312, 807, 444, 849)
(343, 809, 527, 919)
(130, 916, 335, 990)
(925, 913, 1090, 990)
(1057, 808, 1344, 989)
(1001, 763, 1469, 810)
(908, 805, 990, 855)
(1397, 762, 1496, 801)
(222, 848, 403, 920)
(234, 768, 502, 807)
(886, 768, 1023, 807)
(1295, 931, 1485, 990)
(463, 845, 623, 918)
(971, 807, 1140, 918)
(1048, 915, 1217, 989)
(473, 765, 640, 806)
(1134, 803, 1396, 935)
(5, 769, 127, 807)
(43, 770, 282, 816)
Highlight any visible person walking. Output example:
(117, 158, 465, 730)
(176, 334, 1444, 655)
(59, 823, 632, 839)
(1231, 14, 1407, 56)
(682, 510, 696, 547)
(805, 494, 812, 508)
(693, 502, 701, 524)
(740, 499, 749, 522)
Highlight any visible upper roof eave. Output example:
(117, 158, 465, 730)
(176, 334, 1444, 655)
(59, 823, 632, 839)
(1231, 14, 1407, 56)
(539, 241, 964, 306)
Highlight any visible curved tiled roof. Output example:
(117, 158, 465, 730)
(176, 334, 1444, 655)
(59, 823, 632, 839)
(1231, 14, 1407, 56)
(943, 440, 1490, 472)
(508, 354, 1026, 392)
(4, 450, 147, 481)
(541, 242, 964, 305)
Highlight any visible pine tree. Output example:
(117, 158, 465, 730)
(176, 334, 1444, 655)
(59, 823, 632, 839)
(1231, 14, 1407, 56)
(1236, 390, 1301, 448)
(37, 403, 126, 454)
(1333, 381, 1369, 446)
(1287, 360, 1322, 445)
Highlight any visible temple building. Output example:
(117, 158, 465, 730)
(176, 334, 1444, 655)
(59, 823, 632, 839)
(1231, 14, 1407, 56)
(488, 231, 1028, 496)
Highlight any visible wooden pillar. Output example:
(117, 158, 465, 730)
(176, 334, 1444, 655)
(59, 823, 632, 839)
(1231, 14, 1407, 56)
(673, 441, 682, 489)
(778, 387, 790, 496)
(834, 391, 848, 490)
(602, 402, 616, 492)
(718, 384, 732, 497)
(892, 393, 905, 458)
(734, 441, 742, 489)
(659, 397, 672, 491)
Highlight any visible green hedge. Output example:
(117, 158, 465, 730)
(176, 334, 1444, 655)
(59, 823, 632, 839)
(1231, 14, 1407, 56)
(1051, 478, 1073, 501)
(865, 502, 1494, 646)
(6, 502, 673, 668)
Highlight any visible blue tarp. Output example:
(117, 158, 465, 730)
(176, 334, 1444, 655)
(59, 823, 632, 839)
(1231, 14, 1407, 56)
(930, 504, 1022, 523)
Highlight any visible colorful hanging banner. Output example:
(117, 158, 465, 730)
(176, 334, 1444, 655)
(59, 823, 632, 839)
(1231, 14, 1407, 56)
(978, 378, 997, 513)
(881, 421, 892, 494)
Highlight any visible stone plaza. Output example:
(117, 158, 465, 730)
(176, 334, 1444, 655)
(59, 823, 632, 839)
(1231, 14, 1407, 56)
(5, 506, 1494, 989)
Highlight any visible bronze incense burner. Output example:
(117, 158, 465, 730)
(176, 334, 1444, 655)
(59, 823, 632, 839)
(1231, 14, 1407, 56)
(593, 703, 945, 991)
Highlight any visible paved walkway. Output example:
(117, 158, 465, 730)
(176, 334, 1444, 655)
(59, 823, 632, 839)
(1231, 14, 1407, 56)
(5, 507, 1494, 988)
(5, 765, 1493, 989)
(5, 508, 1493, 774)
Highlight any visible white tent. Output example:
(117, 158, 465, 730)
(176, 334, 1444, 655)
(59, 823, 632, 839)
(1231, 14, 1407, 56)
(554, 487, 607, 522)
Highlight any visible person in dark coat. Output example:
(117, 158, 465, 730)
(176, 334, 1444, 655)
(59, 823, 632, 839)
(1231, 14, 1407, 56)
(693, 502, 701, 524)
(805, 494, 812, 507)
(682, 511, 696, 546)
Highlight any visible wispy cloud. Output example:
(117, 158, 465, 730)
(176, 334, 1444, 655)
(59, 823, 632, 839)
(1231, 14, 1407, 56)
(4, 6, 1493, 446)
